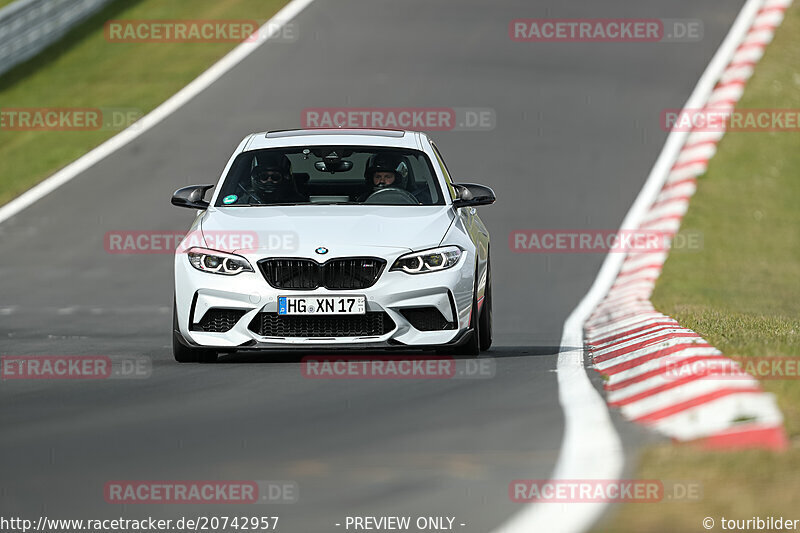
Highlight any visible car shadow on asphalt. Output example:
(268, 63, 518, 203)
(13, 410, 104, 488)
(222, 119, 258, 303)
(214, 345, 563, 364)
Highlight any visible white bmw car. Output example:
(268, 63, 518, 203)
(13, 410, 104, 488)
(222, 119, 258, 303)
(171, 129, 494, 362)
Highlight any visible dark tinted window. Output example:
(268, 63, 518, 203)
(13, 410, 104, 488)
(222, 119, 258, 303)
(215, 146, 444, 206)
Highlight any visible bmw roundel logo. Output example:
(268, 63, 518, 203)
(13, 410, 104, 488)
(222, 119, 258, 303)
(315, 247, 328, 255)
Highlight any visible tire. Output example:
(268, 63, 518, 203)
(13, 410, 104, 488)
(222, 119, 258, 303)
(173, 297, 218, 363)
(479, 258, 493, 351)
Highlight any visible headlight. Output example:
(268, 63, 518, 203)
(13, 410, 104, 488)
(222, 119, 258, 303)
(187, 248, 253, 275)
(391, 246, 463, 274)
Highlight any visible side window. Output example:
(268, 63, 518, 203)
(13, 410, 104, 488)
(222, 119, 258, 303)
(431, 142, 457, 201)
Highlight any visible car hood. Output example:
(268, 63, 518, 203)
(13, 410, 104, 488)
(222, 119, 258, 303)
(200, 205, 455, 257)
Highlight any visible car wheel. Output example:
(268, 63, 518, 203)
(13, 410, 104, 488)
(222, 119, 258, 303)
(173, 297, 218, 363)
(479, 258, 493, 351)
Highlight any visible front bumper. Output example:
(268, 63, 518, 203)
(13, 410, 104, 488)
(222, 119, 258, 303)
(174, 251, 475, 349)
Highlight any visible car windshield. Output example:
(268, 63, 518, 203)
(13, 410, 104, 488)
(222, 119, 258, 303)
(214, 146, 445, 207)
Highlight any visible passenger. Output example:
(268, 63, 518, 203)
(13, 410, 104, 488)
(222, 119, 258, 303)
(248, 153, 306, 204)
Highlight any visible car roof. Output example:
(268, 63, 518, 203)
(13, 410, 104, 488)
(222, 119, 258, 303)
(243, 129, 426, 151)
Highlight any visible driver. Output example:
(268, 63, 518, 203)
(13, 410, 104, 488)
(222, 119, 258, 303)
(248, 153, 306, 204)
(357, 154, 407, 201)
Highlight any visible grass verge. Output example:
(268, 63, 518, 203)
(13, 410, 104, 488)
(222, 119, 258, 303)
(596, 3, 800, 532)
(0, 0, 289, 206)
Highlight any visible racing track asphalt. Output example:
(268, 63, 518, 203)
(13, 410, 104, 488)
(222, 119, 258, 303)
(0, 1, 744, 531)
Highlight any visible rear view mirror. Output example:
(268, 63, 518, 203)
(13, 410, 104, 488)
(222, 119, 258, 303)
(452, 183, 496, 208)
(314, 160, 353, 173)
(171, 184, 215, 210)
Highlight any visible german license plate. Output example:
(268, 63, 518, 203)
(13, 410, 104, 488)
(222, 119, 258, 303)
(278, 296, 366, 315)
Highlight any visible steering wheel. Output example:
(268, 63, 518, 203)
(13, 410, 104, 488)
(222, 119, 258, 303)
(364, 187, 420, 205)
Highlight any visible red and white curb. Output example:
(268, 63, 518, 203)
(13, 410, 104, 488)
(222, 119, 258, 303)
(585, 0, 792, 450)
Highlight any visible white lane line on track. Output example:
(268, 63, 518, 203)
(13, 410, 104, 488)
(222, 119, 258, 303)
(0, 0, 318, 226)
(493, 0, 767, 531)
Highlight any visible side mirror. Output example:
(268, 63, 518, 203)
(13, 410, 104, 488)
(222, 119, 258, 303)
(171, 184, 215, 210)
(452, 183, 496, 208)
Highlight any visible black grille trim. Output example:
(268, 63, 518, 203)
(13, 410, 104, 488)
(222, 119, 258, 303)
(248, 312, 395, 338)
(400, 307, 456, 331)
(260, 258, 319, 289)
(325, 257, 386, 289)
(192, 308, 247, 332)
(258, 257, 386, 290)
